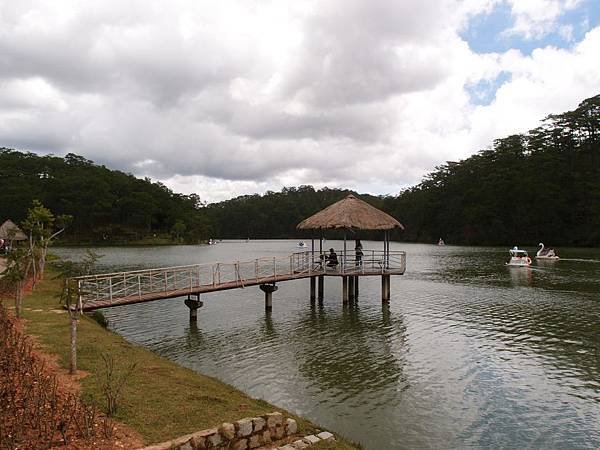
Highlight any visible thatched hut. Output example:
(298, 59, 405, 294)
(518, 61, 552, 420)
(296, 194, 404, 302)
(297, 194, 403, 269)
(0, 219, 27, 241)
(297, 194, 403, 231)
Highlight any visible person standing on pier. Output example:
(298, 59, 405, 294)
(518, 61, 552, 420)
(355, 239, 363, 266)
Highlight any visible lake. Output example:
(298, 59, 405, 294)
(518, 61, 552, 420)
(53, 241, 600, 449)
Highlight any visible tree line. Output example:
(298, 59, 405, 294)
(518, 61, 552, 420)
(386, 94, 600, 246)
(1, 93, 598, 246)
(0, 151, 212, 244)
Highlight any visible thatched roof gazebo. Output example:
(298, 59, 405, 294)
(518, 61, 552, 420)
(297, 194, 404, 271)
(296, 194, 404, 302)
(297, 194, 404, 231)
(0, 219, 27, 241)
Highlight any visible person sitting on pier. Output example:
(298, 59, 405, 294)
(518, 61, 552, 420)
(325, 248, 339, 269)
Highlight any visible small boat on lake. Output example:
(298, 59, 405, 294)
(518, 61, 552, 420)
(297, 241, 307, 248)
(506, 246, 532, 267)
(536, 243, 559, 260)
(438, 238, 445, 246)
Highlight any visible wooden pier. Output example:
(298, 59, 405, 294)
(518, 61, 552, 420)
(74, 250, 406, 312)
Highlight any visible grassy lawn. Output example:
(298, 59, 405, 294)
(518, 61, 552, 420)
(11, 273, 360, 448)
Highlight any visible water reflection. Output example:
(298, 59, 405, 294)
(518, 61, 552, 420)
(185, 322, 203, 348)
(261, 311, 276, 337)
(507, 266, 532, 286)
(295, 302, 408, 401)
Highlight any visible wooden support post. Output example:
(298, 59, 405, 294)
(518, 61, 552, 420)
(354, 276, 359, 299)
(260, 283, 278, 311)
(318, 275, 324, 301)
(348, 276, 355, 301)
(310, 276, 316, 303)
(382, 275, 391, 302)
(184, 294, 203, 321)
(342, 276, 349, 303)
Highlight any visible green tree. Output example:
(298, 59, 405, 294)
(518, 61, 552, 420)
(1, 247, 32, 318)
(21, 200, 71, 281)
(171, 220, 186, 242)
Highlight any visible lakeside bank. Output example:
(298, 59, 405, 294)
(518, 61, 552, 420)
(6, 273, 359, 449)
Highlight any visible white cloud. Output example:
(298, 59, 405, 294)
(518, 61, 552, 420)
(0, 0, 598, 202)
(503, 0, 582, 39)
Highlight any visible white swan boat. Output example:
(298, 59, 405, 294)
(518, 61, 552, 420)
(506, 246, 532, 267)
(536, 243, 559, 260)
(297, 241, 307, 248)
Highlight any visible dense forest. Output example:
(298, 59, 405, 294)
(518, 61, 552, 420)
(386, 94, 600, 246)
(1, 93, 599, 246)
(205, 187, 385, 239)
(0, 151, 212, 243)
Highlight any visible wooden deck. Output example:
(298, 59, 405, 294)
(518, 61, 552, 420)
(74, 250, 406, 311)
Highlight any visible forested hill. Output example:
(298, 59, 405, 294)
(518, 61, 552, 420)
(0, 151, 212, 243)
(1, 93, 599, 246)
(0, 149, 366, 243)
(384, 94, 600, 246)
(205, 187, 385, 239)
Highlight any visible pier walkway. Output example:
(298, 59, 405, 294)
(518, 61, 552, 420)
(74, 250, 406, 311)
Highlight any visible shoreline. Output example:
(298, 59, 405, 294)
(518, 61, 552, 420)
(52, 239, 600, 250)
(5, 272, 358, 449)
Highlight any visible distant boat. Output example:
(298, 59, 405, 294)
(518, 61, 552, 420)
(536, 243, 559, 260)
(208, 239, 216, 245)
(438, 238, 445, 246)
(297, 241, 307, 248)
(506, 246, 531, 267)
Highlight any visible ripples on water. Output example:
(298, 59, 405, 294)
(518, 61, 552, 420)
(53, 242, 600, 449)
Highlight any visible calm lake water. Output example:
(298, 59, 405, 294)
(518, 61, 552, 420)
(53, 241, 600, 449)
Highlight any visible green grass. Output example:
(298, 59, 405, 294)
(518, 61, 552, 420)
(11, 273, 360, 448)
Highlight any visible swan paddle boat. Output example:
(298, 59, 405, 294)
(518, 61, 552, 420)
(506, 246, 532, 267)
(536, 243, 559, 260)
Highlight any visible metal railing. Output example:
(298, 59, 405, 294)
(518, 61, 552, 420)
(74, 249, 406, 309)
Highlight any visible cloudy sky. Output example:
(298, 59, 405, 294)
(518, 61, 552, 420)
(1, 0, 599, 203)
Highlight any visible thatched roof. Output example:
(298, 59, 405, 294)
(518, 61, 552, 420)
(297, 194, 404, 231)
(0, 219, 27, 240)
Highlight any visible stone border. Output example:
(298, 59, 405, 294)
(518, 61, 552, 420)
(278, 431, 335, 449)
(139, 412, 335, 450)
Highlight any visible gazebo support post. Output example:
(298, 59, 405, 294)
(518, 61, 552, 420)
(318, 231, 324, 301)
(310, 235, 316, 303)
(354, 276, 359, 299)
(383, 230, 389, 269)
(342, 276, 349, 303)
(382, 275, 390, 302)
(343, 232, 347, 271)
(348, 276, 355, 301)
(318, 276, 324, 301)
(319, 231, 323, 260)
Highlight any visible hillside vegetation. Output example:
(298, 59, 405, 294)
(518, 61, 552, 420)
(1, 93, 598, 246)
(386, 94, 600, 246)
(0, 151, 212, 243)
